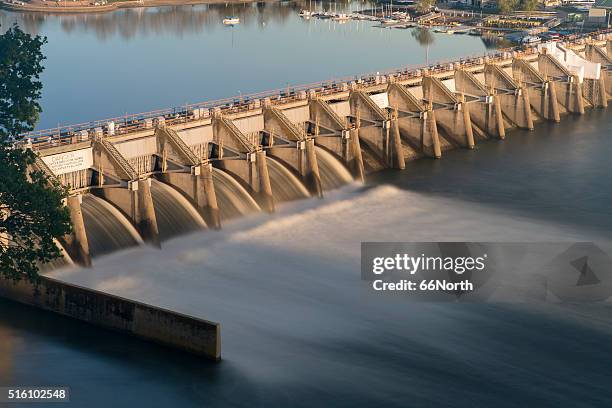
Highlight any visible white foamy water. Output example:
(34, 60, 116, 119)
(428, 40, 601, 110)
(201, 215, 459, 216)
(46, 184, 612, 389)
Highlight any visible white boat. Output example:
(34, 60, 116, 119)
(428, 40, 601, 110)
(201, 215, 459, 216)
(333, 13, 351, 21)
(299, 10, 313, 17)
(381, 18, 399, 25)
(223, 17, 240, 25)
(521, 35, 541, 44)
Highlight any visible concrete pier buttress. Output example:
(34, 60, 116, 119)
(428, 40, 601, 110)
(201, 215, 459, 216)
(0, 276, 221, 360)
(386, 82, 442, 159)
(349, 90, 405, 170)
(390, 110, 406, 169)
(309, 98, 365, 182)
(422, 76, 474, 149)
(263, 107, 323, 197)
(62, 195, 92, 267)
(198, 163, 221, 229)
(136, 178, 161, 246)
(92, 137, 160, 245)
(212, 116, 275, 212)
(155, 127, 221, 229)
(584, 44, 612, 106)
(484, 63, 534, 130)
(512, 58, 561, 122)
(304, 139, 323, 196)
(256, 150, 274, 212)
(537, 53, 585, 115)
(454, 69, 506, 139)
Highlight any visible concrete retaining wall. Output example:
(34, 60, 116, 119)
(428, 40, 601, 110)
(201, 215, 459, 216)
(0, 276, 221, 360)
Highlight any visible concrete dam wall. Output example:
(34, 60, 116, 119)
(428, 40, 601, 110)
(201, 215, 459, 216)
(22, 34, 611, 268)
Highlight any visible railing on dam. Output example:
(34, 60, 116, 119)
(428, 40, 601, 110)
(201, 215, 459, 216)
(19, 30, 612, 151)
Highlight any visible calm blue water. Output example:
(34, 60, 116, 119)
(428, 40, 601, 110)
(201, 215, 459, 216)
(1, 1, 488, 128)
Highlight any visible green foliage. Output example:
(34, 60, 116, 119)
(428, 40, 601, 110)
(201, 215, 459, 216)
(497, 0, 538, 12)
(411, 27, 435, 47)
(520, 0, 538, 11)
(0, 24, 47, 139)
(497, 0, 520, 13)
(0, 24, 71, 283)
(0, 148, 71, 282)
(416, 0, 436, 13)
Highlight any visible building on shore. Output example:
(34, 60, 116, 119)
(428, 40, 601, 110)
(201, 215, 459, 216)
(588, 0, 612, 27)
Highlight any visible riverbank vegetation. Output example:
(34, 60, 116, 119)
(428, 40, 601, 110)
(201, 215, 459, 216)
(0, 25, 71, 282)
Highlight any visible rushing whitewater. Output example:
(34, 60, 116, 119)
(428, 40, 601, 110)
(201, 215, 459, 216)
(149, 179, 207, 241)
(81, 194, 142, 257)
(212, 168, 261, 220)
(266, 157, 310, 202)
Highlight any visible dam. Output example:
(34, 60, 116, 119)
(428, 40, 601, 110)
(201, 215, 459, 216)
(2, 32, 611, 360)
(19, 31, 612, 268)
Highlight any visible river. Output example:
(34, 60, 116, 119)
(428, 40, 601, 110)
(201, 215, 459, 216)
(1, 3, 612, 408)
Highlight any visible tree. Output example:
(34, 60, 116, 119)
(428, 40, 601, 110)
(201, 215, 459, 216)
(412, 27, 435, 65)
(520, 0, 538, 11)
(0, 25, 72, 283)
(416, 0, 436, 14)
(497, 0, 519, 13)
(0, 25, 47, 139)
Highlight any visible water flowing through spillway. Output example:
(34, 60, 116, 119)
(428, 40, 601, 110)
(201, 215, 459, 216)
(212, 168, 261, 221)
(150, 180, 207, 241)
(81, 195, 142, 258)
(38, 241, 73, 272)
(266, 157, 310, 202)
(314, 147, 354, 190)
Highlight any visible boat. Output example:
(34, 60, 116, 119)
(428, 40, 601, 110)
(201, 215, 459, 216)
(299, 10, 314, 18)
(381, 18, 399, 25)
(468, 28, 482, 36)
(223, 17, 240, 25)
(333, 13, 351, 21)
(521, 35, 541, 44)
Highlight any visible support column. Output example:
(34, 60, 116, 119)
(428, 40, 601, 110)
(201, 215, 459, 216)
(597, 76, 608, 108)
(521, 87, 535, 130)
(197, 163, 221, 229)
(256, 150, 275, 213)
(424, 109, 442, 159)
(136, 179, 160, 247)
(305, 139, 323, 198)
(493, 95, 506, 140)
(63, 195, 91, 267)
(391, 112, 406, 170)
(565, 76, 585, 115)
(547, 81, 561, 123)
(460, 94, 475, 149)
(350, 128, 366, 183)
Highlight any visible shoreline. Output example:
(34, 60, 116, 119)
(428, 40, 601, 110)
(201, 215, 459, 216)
(0, 0, 253, 14)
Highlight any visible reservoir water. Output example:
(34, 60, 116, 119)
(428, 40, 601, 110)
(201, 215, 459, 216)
(0, 1, 489, 129)
(1, 3, 612, 407)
